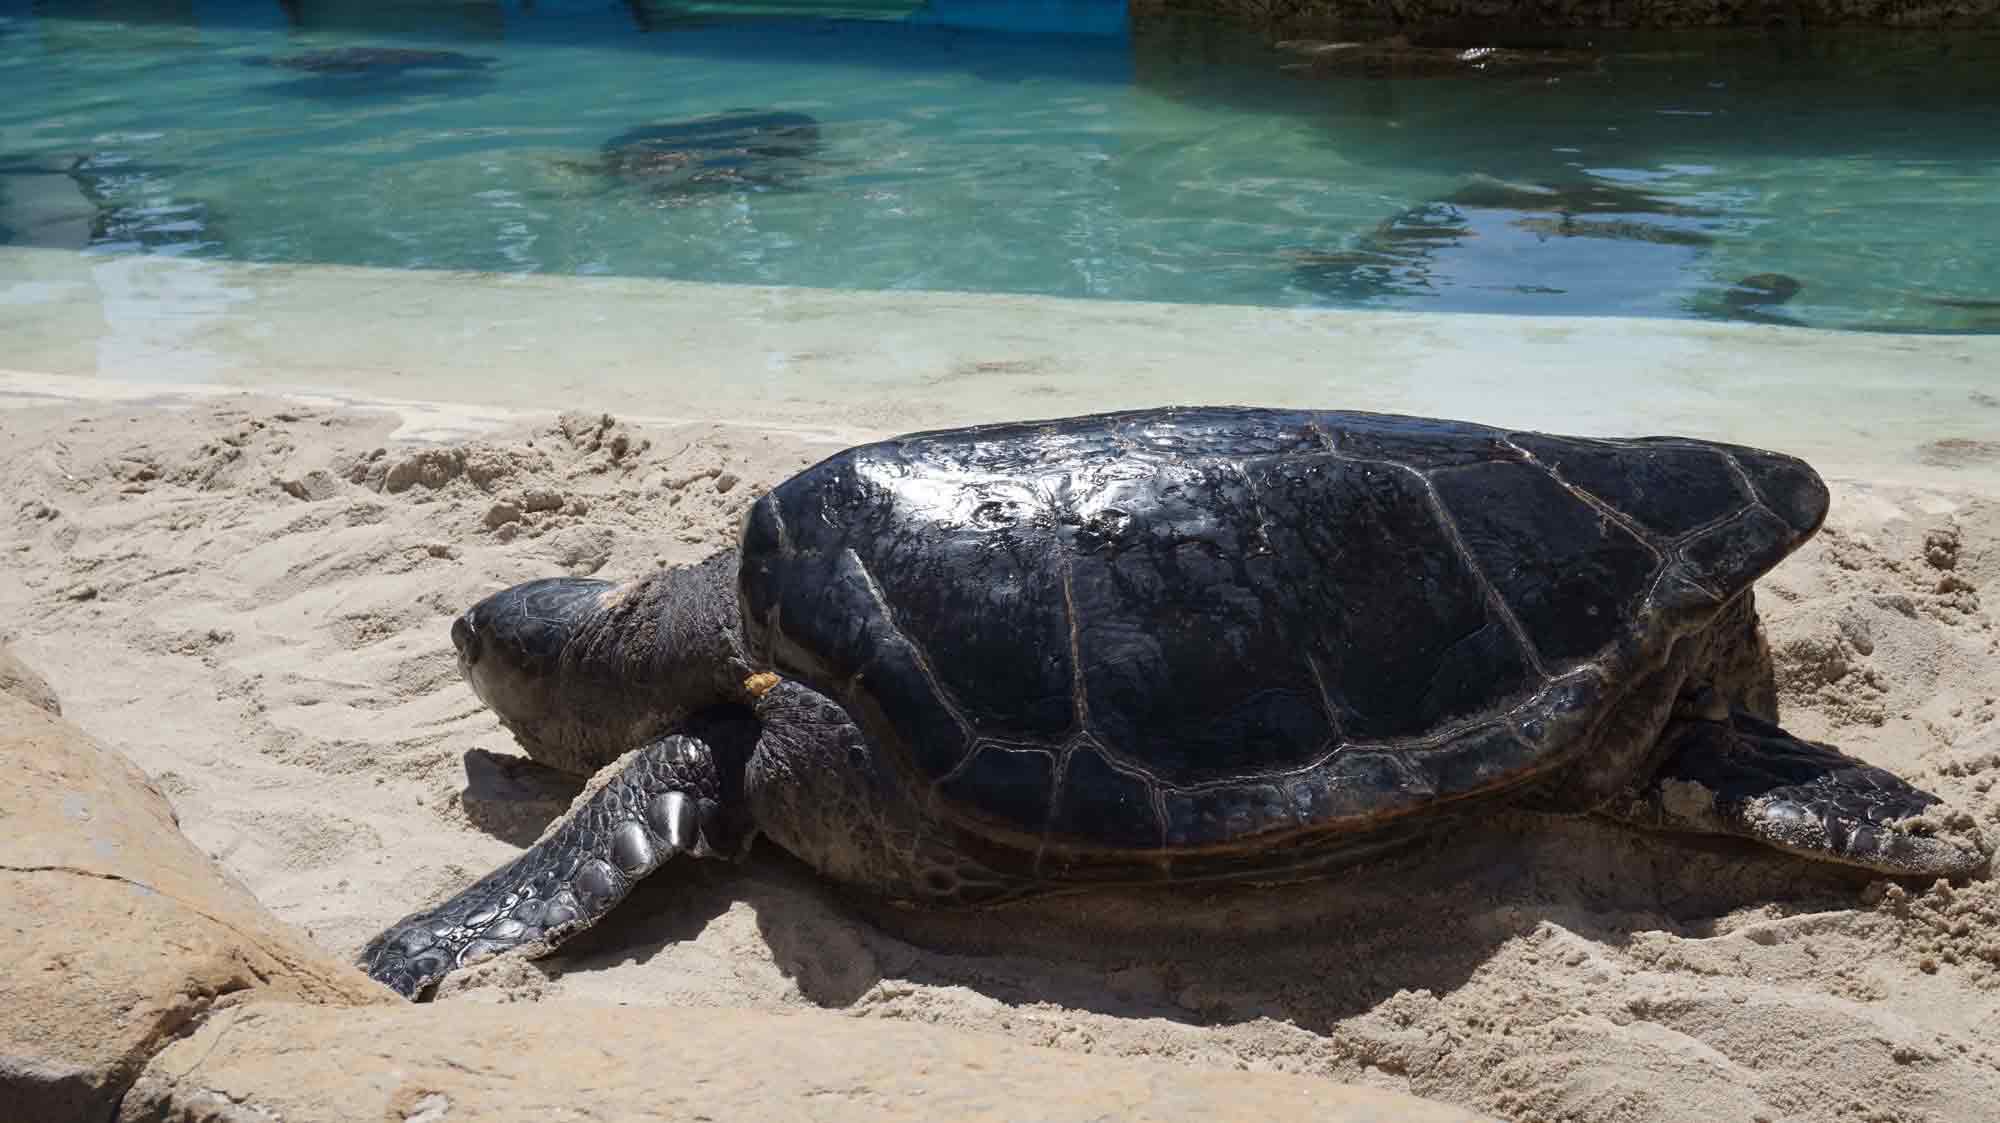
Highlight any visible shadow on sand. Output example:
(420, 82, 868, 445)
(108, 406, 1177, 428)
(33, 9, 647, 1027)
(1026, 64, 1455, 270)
(475, 782, 1893, 1029)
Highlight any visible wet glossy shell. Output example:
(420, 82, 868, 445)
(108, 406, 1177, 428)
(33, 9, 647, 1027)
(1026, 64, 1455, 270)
(737, 407, 1827, 858)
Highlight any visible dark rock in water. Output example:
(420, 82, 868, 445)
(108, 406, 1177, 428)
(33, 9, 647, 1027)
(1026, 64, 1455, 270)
(1722, 273, 1804, 309)
(248, 47, 494, 74)
(585, 110, 823, 195)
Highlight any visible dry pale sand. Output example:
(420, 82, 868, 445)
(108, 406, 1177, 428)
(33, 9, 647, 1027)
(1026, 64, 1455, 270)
(5, 391, 2000, 1123)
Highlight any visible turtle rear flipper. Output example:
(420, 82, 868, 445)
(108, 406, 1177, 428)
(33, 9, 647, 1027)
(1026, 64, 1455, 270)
(1607, 712, 1986, 879)
(360, 716, 754, 999)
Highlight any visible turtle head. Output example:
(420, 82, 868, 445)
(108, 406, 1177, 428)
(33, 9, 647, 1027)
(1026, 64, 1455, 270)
(451, 577, 610, 746)
(449, 556, 753, 773)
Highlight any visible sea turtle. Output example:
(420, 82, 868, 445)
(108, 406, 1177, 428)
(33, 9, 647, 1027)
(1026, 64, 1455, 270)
(1439, 175, 1722, 219)
(1723, 273, 1805, 310)
(1712, 273, 1808, 326)
(558, 110, 823, 196)
(243, 47, 495, 75)
(1287, 181, 1806, 325)
(361, 406, 1983, 999)
(1289, 175, 1727, 304)
(1286, 178, 1730, 309)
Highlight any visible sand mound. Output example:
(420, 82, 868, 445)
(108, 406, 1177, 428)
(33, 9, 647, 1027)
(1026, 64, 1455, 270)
(4, 395, 1998, 1123)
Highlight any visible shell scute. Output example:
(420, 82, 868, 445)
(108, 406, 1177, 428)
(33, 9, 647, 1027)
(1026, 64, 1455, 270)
(1050, 749, 1159, 848)
(1509, 435, 1747, 538)
(1430, 458, 1660, 665)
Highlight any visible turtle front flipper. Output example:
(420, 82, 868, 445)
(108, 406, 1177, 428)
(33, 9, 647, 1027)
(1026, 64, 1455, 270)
(360, 718, 753, 999)
(1606, 711, 1986, 879)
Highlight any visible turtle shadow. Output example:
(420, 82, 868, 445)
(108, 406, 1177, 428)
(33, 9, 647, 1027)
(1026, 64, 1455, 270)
(456, 747, 584, 848)
(540, 848, 890, 1005)
(489, 799, 1892, 1027)
(743, 813, 1888, 1029)
(554, 860, 746, 971)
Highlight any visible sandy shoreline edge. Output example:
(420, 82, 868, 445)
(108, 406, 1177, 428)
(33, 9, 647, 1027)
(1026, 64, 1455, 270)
(5, 249, 1998, 486)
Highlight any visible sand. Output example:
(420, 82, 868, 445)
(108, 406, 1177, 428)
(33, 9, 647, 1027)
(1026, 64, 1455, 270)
(4, 385, 2000, 1123)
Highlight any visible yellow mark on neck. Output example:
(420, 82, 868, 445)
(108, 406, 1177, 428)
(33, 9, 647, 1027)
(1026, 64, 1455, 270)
(744, 671, 782, 698)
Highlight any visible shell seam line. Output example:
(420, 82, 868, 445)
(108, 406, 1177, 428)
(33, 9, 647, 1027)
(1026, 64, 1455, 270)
(1374, 453, 1553, 683)
(844, 547, 977, 760)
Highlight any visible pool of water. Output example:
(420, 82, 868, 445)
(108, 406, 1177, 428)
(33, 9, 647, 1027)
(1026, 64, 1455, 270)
(4, 1, 2000, 332)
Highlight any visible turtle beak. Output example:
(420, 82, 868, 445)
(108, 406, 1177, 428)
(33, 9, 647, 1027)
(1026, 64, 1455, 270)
(451, 611, 482, 670)
(449, 578, 606, 723)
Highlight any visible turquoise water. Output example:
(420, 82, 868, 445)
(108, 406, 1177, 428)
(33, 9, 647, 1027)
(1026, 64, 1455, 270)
(4, 2, 2000, 332)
